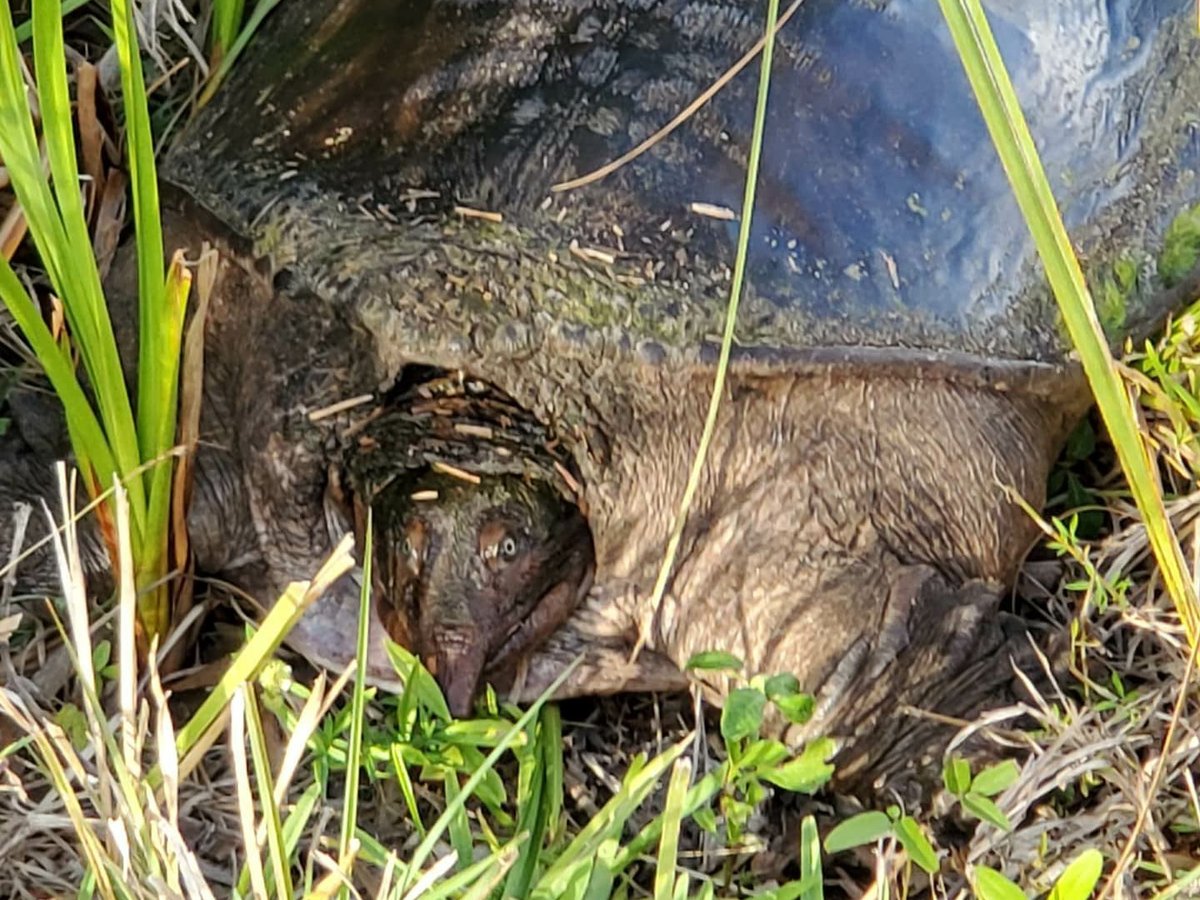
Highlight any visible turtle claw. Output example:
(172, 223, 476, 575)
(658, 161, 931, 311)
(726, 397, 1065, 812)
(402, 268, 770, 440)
(793, 566, 1035, 794)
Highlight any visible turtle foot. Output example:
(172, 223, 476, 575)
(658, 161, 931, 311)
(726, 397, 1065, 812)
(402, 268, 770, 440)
(791, 565, 1046, 798)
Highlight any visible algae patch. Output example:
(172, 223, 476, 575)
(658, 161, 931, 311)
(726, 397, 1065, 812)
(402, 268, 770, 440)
(1159, 203, 1200, 286)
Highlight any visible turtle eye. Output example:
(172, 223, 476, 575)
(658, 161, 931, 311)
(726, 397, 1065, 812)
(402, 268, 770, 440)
(479, 521, 522, 568)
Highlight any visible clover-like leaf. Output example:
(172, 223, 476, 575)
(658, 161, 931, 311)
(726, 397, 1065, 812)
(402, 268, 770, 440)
(760, 738, 835, 794)
(970, 759, 1020, 797)
(962, 792, 1012, 832)
(721, 688, 767, 743)
(764, 673, 801, 699)
(823, 811, 892, 854)
(894, 815, 939, 875)
(1048, 849, 1103, 900)
(943, 755, 971, 796)
(972, 866, 1027, 900)
(774, 691, 815, 725)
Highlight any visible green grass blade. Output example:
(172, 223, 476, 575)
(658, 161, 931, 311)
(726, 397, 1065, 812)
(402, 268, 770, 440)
(611, 765, 727, 871)
(935, 0, 1200, 642)
(209, 0, 245, 59)
(532, 739, 690, 898)
(0, 262, 113, 489)
(643, 0, 781, 633)
(109, 0, 179, 508)
(503, 710, 553, 898)
(541, 703, 564, 841)
(653, 758, 692, 900)
(388, 742, 427, 838)
(198, 0, 284, 107)
(243, 688, 294, 899)
(24, 0, 145, 530)
(13, 0, 90, 44)
(338, 513, 372, 898)
(443, 771, 475, 872)
(798, 814, 824, 900)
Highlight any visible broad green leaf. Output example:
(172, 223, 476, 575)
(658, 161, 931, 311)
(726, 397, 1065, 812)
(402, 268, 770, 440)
(721, 688, 767, 743)
(686, 651, 744, 672)
(692, 806, 718, 834)
(971, 759, 1021, 797)
(894, 816, 939, 875)
(823, 811, 892, 854)
(764, 673, 801, 699)
(1048, 849, 1104, 900)
(760, 739, 835, 795)
(773, 692, 815, 725)
(972, 866, 1028, 900)
(740, 739, 789, 770)
(943, 755, 971, 796)
(962, 792, 1012, 831)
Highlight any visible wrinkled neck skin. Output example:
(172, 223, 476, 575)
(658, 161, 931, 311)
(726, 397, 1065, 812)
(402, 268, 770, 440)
(495, 351, 1086, 721)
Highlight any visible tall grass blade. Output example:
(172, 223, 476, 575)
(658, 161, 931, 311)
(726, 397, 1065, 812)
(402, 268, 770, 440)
(935, 0, 1200, 642)
(641, 0, 781, 646)
(243, 688, 294, 898)
(209, 0, 245, 61)
(338, 512, 373, 898)
(654, 757, 692, 900)
(32, 0, 137, 490)
(110, 0, 186, 638)
(0, 3, 126, 511)
(0, 262, 112, 485)
(174, 535, 355, 765)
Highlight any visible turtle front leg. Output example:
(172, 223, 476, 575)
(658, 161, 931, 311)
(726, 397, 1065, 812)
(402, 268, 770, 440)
(789, 565, 1040, 793)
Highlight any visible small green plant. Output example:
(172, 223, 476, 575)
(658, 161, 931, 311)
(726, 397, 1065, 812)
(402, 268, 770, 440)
(972, 848, 1104, 900)
(823, 803, 941, 877)
(687, 651, 834, 845)
(942, 755, 1020, 831)
(821, 756, 1019, 877)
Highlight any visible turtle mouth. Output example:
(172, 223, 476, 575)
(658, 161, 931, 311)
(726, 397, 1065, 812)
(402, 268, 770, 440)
(487, 549, 600, 676)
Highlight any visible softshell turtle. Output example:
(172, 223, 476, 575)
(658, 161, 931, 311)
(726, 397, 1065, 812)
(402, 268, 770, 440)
(5, 0, 1200, 782)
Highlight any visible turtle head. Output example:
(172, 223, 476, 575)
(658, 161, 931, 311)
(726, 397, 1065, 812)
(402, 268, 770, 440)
(372, 472, 594, 716)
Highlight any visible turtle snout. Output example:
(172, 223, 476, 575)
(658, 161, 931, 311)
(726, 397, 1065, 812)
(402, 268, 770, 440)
(425, 624, 488, 718)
